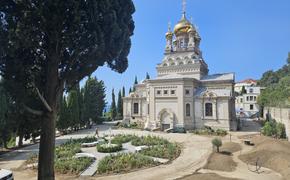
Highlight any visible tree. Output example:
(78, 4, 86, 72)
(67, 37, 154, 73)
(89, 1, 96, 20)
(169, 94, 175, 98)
(133, 76, 138, 91)
(146, 72, 150, 80)
(57, 96, 69, 133)
(240, 86, 247, 95)
(67, 90, 80, 131)
(122, 86, 126, 97)
(129, 87, 132, 94)
(111, 89, 117, 120)
(83, 77, 106, 124)
(0, 80, 9, 148)
(212, 138, 222, 153)
(287, 52, 290, 64)
(0, 1, 135, 179)
(117, 90, 123, 119)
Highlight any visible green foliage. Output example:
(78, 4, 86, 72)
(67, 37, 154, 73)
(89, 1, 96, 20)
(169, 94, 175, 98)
(97, 143, 123, 153)
(140, 143, 180, 160)
(83, 77, 106, 124)
(0, 0, 135, 177)
(110, 89, 117, 120)
(97, 153, 158, 174)
(212, 138, 222, 152)
(55, 157, 93, 174)
(131, 136, 169, 146)
(261, 120, 286, 139)
(67, 90, 80, 129)
(146, 72, 150, 80)
(111, 134, 136, 144)
(240, 86, 247, 95)
(57, 96, 70, 132)
(116, 90, 123, 119)
(258, 55, 290, 108)
(191, 127, 228, 136)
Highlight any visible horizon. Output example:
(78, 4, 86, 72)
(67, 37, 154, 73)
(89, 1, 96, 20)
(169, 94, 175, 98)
(89, 0, 290, 104)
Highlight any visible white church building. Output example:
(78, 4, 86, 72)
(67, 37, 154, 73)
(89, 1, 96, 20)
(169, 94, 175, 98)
(123, 6, 237, 131)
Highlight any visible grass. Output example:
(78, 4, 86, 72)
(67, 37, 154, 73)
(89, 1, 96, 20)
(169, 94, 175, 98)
(97, 153, 159, 174)
(140, 143, 181, 160)
(55, 157, 94, 174)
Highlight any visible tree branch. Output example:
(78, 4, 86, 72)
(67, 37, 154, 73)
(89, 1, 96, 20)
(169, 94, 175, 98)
(23, 104, 43, 116)
(35, 86, 52, 112)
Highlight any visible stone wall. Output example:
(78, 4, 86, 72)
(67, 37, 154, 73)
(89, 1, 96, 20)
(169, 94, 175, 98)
(263, 107, 290, 141)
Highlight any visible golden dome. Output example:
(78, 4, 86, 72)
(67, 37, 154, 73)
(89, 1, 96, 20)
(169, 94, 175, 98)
(173, 14, 192, 34)
(187, 25, 196, 33)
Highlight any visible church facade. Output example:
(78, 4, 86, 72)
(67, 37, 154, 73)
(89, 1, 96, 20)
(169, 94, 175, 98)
(123, 9, 237, 131)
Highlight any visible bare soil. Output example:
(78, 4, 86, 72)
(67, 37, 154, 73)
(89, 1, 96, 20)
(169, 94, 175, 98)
(179, 173, 241, 180)
(239, 136, 290, 180)
(204, 142, 240, 172)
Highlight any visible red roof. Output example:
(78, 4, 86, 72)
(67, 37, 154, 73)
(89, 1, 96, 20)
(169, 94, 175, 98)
(238, 79, 257, 84)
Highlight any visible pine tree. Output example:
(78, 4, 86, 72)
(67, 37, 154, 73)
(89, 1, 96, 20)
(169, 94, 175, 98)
(129, 87, 132, 94)
(117, 90, 123, 119)
(146, 72, 150, 80)
(111, 89, 117, 120)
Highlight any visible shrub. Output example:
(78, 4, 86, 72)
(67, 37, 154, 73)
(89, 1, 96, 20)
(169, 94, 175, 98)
(276, 122, 286, 139)
(140, 143, 181, 160)
(111, 134, 136, 144)
(97, 143, 123, 153)
(212, 138, 222, 152)
(97, 153, 159, 174)
(261, 121, 276, 136)
(216, 129, 228, 136)
(55, 157, 94, 174)
(131, 136, 169, 146)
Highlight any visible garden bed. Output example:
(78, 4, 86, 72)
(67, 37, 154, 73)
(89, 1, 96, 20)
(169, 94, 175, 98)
(97, 153, 159, 174)
(25, 138, 95, 175)
(97, 143, 123, 153)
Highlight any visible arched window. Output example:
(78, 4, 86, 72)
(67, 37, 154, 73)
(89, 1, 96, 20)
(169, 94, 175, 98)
(188, 61, 192, 64)
(186, 103, 191, 117)
(163, 63, 168, 67)
(205, 103, 213, 117)
(179, 62, 184, 65)
(133, 103, 139, 114)
(171, 62, 175, 66)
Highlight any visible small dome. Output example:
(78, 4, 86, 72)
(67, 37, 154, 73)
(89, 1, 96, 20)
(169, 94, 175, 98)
(173, 14, 192, 34)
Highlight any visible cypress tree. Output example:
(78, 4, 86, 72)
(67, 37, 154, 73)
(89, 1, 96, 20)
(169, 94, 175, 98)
(122, 86, 126, 97)
(117, 90, 123, 119)
(146, 72, 150, 80)
(67, 90, 80, 130)
(133, 76, 138, 91)
(57, 96, 69, 133)
(111, 89, 117, 120)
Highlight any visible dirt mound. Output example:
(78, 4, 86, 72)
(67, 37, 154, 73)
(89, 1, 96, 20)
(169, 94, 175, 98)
(204, 152, 237, 172)
(179, 173, 241, 180)
(239, 136, 290, 179)
(220, 142, 242, 154)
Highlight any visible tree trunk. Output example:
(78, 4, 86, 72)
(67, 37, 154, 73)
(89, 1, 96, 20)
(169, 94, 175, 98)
(18, 133, 23, 147)
(37, 53, 61, 180)
(38, 110, 56, 180)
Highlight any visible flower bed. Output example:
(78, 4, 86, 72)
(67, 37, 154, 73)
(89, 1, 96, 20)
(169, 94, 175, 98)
(139, 143, 181, 160)
(97, 143, 123, 153)
(97, 153, 159, 174)
(131, 135, 169, 146)
(26, 138, 95, 175)
(111, 134, 136, 144)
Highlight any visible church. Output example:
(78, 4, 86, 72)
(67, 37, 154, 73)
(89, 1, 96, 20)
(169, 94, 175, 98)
(123, 4, 237, 131)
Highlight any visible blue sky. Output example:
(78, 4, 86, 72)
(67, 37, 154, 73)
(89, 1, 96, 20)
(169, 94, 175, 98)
(91, 0, 290, 104)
